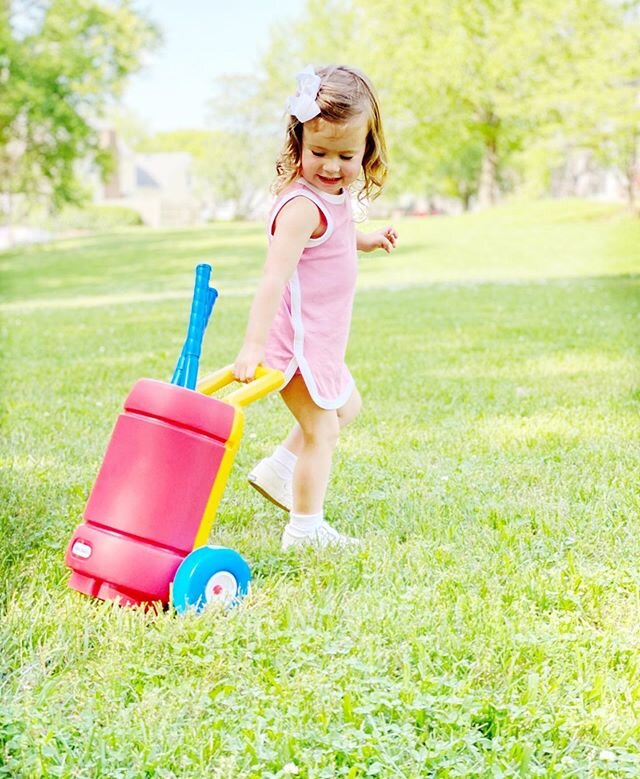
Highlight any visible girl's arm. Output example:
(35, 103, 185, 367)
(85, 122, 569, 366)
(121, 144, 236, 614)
(232, 197, 320, 381)
(357, 225, 398, 253)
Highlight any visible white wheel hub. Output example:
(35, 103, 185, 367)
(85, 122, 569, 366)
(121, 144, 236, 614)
(204, 571, 238, 606)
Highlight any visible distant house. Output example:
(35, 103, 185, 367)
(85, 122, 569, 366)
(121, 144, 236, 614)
(94, 129, 200, 227)
(550, 148, 632, 202)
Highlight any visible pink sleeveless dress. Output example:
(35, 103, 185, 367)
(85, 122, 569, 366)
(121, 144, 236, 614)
(263, 179, 358, 410)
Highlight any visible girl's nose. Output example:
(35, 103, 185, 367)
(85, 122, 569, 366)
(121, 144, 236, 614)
(323, 159, 340, 174)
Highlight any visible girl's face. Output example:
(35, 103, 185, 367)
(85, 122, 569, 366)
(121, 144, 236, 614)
(300, 116, 369, 195)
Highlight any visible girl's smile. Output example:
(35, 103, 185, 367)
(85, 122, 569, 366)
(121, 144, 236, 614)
(300, 117, 369, 194)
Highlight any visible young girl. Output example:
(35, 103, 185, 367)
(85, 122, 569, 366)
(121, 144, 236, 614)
(233, 64, 397, 550)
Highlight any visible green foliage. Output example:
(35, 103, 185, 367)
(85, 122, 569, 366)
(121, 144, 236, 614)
(435, 141, 484, 210)
(1, 203, 640, 774)
(0, 0, 160, 216)
(135, 130, 215, 160)
(39, 203, 144, 231)
(259, 0, 640, 207)
(358, 0, 640, 205)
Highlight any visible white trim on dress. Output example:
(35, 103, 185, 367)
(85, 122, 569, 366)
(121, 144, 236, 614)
(283, 271, 355, 410)
(299, 179, 347, 205)
(269, 188, 334, 248)
(268, 180, 355, 410)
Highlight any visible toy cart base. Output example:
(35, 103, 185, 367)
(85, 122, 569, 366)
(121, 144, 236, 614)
(65, 367, 283, 612)
(67, 519, 186, 606)
(68, 572, 154, 608)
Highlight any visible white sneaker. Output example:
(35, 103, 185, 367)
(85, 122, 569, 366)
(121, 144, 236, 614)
(282, 519, 361, 551)
(248, 458, 292, 512)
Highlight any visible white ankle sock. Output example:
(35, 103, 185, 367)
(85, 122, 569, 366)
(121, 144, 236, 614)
(289, 511, 323, 531)
(270, 445, 297, 479)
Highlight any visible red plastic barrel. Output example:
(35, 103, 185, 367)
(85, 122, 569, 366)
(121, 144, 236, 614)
(65, 379, 237, 606)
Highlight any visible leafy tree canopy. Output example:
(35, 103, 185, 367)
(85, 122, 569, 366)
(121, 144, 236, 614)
(258, 0, 640, 207)
(0, 0, 159, 213)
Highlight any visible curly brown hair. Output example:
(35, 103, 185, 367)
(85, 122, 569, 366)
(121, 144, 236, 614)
(274, 65, 388, 202)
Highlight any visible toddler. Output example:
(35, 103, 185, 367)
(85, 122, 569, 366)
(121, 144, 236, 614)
(233, 64, 397, 549)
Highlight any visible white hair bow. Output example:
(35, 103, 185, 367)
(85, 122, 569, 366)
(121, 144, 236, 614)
(286, 65, 321, 123)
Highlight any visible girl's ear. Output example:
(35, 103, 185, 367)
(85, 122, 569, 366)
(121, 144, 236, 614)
(364, 132, 375, 164)
(291, 123, 303, 163)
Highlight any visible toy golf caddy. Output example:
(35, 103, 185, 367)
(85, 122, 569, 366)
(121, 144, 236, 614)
(64, 264, 283, 612)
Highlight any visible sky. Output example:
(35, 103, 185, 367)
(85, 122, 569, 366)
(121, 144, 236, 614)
(124, 0, 307, 133)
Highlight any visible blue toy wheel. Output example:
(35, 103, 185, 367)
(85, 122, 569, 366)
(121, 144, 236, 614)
(172, 546, 251, 614)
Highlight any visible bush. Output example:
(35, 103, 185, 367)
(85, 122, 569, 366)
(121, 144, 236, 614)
(43, 204, 144, 231)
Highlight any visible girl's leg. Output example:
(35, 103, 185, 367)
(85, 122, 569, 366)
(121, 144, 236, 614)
(338, 385, 363, 429)
(280, 374, 340, 514)
(278, 375, 360, 548)
(248, 384, 362, 513)
(281, 385, 362, 456)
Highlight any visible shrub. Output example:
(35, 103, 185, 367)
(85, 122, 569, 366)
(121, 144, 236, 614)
(44, 204, 144, 231)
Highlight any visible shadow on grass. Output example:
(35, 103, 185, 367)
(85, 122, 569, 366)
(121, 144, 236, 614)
(0, 226, 266, 304)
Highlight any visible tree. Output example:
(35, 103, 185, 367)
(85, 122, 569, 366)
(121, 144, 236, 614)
(203, 73, 280, 218)
(136, 129, 214, 160)
(563, 11, 640, 209)
(0, 0, 159, 222)
(259, 0, 640, 209)
(355, 0, 640, 206)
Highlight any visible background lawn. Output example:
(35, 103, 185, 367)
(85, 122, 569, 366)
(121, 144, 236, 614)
(1, 199, 639, 777)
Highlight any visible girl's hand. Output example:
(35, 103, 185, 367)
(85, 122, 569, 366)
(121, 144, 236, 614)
(232, 342, 264, 383)
(357, 225, 398, 253)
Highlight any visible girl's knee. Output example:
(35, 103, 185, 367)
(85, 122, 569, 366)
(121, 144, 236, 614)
(338, 388, 362, 428)
(302, 413, 340, 450)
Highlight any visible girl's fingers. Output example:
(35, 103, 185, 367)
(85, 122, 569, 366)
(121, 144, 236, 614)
(383, 227, 397, 250)
(232, 365, 248, 382)
(384, 226, 398, 246)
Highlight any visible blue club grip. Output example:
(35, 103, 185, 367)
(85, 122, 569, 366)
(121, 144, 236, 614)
(171, 263, 218, 389)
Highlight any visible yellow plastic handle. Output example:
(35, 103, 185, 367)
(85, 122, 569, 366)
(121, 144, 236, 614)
(197, 365, 285, 408)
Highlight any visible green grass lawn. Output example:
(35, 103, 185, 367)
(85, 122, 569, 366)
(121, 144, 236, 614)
(1, 199, 639, 777)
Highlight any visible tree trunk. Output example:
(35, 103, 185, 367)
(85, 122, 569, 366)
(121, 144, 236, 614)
(625, 132, 639, 213)
(1, 191, 15, 249)
(478, 136, 498, 208)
